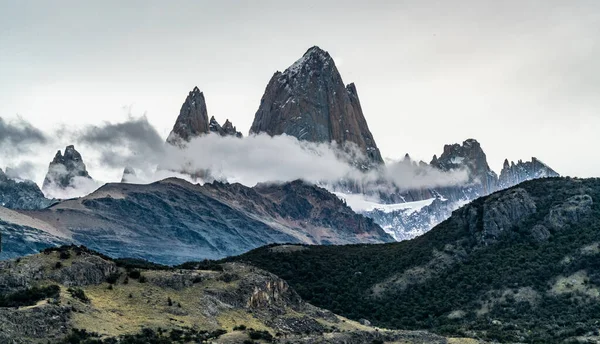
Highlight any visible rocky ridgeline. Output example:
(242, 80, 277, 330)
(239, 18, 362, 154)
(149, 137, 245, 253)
(499, 157, 559, 189)
(361, 139, 560, 241)
(0, 178, 392, 265)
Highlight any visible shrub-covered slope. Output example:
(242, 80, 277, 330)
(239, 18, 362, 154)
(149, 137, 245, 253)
(228, 177, 600, 343)
(0, 245, 472, 344)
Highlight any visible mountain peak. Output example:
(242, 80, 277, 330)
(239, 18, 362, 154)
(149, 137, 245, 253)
(282, 46, 334, 78)
(432, 138, 497, 194)
(250, 46, 383, 168)
(167, 87, 242, 144)
(42, 145, 92, 191)
(166, 87, 209, 145)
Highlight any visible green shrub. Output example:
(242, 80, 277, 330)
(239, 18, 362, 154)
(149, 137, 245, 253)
(0, 285, 60, 307)
(68, 287, 90, 303)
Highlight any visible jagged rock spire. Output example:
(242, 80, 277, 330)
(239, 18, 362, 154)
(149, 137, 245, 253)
(167, 87, 242, 145)
(166, 87, 210, 145)
(209, 116, 242, 138)
(42, 145, 92, 191)
(250, 46, 383, 169)
(498, 157, 559, 189)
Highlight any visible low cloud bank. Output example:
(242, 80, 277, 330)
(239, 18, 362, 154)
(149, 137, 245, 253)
(1, 115, 469, 200)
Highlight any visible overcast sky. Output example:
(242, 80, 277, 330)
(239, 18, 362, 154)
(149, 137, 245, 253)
(1, 0, 599, 183)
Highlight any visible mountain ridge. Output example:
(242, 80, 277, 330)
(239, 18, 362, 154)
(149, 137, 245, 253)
(1, 178, 392, 264)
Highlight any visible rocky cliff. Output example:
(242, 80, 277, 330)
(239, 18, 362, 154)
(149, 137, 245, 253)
(167, 87, 241, 145)
(250, 46, 383, 169)
(41, 145, 93, 192)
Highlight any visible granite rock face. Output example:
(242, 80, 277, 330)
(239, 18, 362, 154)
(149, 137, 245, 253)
(545, 194, 593, 230)
(41, 145, 92, 192)
(167, 87, 242, 145)
(479, 188, 537, 244)
(446, 180, 592, 246)
(250, 46, 383, 169)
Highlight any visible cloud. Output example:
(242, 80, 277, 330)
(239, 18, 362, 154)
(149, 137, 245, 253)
(0, 116, 48, 155)
(76, 115, 165, 169)
(3, 161, 37, 181)
(382, 159, 469, 189)
(42, 175, 102, 199)
(151, 133, 468, 194)
(160, 133, 357, 186)
(41, 163, 103, 199)
(0, 114, 469, 201)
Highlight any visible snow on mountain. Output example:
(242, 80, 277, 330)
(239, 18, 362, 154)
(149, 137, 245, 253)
(334, 192, 435, 214)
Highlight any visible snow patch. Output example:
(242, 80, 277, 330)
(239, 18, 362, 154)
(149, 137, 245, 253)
(334, 192, 435, 214)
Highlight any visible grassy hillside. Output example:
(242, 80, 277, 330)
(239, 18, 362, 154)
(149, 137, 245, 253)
(0, 245, 473, 344)
(227, 178, 600, 343)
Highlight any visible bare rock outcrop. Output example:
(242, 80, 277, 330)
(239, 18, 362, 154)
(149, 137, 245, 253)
(546, 194, 593, 230)
(480, 188, 537, 243)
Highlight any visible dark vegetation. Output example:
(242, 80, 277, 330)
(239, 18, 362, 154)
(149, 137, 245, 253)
(68, 287, 90, 303)
(58, 327, 228, 344)
(226, 178, 600, 343)
(0, 285, 60, 307)
(176, 259, 224, 271)
(247, 328, 274, 341)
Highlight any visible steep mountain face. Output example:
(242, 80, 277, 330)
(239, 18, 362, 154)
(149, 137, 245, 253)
(167, 87, 241, 145)
(41, 145, 92, 192)
(0, 178, 392, 265)
(0, 246, 457, 344)
(498, 157, 559, 189)
(250, 46, 383, 169)
(231, 177, 600, 343)
(0, 168, 54, 210)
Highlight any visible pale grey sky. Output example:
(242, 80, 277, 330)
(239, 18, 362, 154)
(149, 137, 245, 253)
(1, 0, 599, 183)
